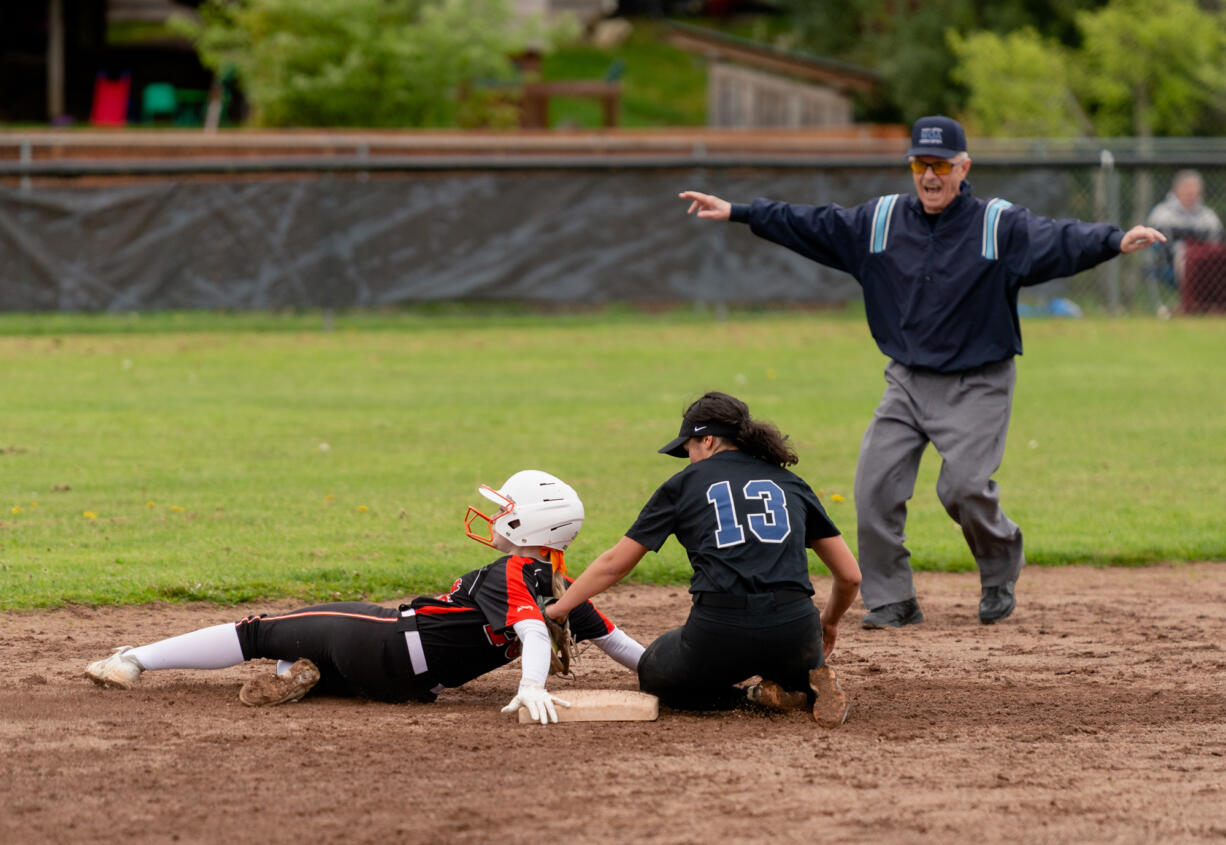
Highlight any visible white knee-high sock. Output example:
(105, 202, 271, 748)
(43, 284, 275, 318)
(128, 623, 245, 671)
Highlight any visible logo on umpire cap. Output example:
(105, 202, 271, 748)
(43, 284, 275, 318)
(907, 115, 966, 158)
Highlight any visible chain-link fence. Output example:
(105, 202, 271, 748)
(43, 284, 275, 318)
(1103, 162, 1226, 316)
(2, 133, 1225, 315)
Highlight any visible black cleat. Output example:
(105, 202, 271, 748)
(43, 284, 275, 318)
(978, 581, 1016, 624)
(861, 598, 924, 629)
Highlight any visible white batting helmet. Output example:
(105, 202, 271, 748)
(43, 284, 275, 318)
(464, 470, 585, 553)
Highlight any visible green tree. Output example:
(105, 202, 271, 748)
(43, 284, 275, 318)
(1075, 0, 1226, 136)
(951, 0, 1226, 136)
(948, 28, 1091, 137)
(172, 0, 554, 128)
(775, 0, 1103, 123)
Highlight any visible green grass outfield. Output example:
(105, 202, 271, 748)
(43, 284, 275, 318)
(1, 308, 1222, 610)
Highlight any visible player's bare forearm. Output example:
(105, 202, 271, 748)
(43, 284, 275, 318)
(812, 535, 862, 631)
(548, 536, 649, 619)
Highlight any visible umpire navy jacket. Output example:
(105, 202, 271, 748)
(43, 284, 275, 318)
(730, 182, 1126, 373)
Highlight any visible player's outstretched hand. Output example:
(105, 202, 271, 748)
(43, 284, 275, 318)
(501, 679, 571, 725)
(1119, 225, 1167, 254)
(679, 190, 732, 221)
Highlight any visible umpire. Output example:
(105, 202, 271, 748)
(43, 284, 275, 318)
(679, 115, 1165, 628)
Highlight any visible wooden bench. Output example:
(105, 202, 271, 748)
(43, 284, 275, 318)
(520, 80, 621, 129)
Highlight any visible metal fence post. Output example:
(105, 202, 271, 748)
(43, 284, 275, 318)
(712, 225, 729, 321)
(322, 171, 337, 332)
(19, 140, 32, 297)
(692, 164, 728, 321)
(19, 140, 31, 193)
(1100, 150, 1122, 314)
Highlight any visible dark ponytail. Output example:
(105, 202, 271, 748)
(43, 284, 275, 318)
(681, 391, 798, 467)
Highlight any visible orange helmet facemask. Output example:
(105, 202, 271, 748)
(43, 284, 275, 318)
(463, 484, 515, 549)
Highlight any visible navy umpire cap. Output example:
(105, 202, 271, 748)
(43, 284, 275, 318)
(907, 115, 967, 159)
(658, 419, 739, 458)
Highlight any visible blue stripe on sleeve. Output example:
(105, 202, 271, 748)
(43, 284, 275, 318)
(982, 198, 1013, 260)
(870, 194, 899, 254)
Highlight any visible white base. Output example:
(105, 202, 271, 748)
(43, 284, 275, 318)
(518, 689, 659, 724)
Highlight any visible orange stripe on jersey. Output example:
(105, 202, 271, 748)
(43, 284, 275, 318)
(234, 609, 398, 626)
(412, 604, 475, 616)
(504, 555, 544, 629)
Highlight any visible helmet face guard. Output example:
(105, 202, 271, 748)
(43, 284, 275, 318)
(463, 471, 584, 558)
(463, 484, 514, 549)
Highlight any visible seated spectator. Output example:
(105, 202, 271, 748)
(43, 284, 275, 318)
(1146, 170, 1224, 289)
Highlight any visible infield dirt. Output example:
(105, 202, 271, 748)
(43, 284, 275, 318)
(3, 563, 1225, 844)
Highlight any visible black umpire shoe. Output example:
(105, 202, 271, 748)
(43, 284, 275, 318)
(978, 581, 1016, 624)
(861, 598, 923, 629)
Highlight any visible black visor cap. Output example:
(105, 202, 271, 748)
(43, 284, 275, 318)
(657, 420, 740, 458)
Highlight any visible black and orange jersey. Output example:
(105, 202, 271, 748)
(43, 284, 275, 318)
(409, 554, 613, 689)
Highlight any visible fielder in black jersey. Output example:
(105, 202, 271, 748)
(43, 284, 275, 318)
(85, 471, 644, 725)
(549, 392, 862, 727)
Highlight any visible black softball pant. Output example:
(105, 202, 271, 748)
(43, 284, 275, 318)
(637, 594, 824, 711)
(234, 602, 437, 702)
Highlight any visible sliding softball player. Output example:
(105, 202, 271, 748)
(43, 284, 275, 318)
(85, 471, 644, 725)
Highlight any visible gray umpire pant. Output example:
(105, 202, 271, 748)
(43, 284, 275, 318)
(855, 358, 1025, 610)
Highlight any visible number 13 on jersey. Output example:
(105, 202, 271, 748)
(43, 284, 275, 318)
(706, 479, 791, 547)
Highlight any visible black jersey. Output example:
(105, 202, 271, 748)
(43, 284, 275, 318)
(409, 554, 613, 689)
(626, 450, 839, 595)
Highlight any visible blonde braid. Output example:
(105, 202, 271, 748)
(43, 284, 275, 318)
(542, 548, 574, 676)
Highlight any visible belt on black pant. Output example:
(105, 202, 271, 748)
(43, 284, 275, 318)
(692, 590, 812, 608)
(396, 607, 444, 694)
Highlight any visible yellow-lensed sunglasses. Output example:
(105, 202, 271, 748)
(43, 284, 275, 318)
(909, 159, 956, 175)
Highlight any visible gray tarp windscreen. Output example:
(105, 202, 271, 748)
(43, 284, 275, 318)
(0, 167, 1088, 311)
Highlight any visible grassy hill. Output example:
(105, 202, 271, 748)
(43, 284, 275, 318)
(541, 19, 709, 128)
